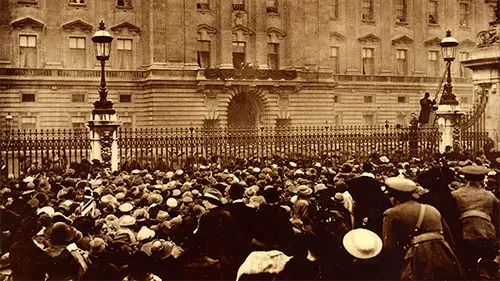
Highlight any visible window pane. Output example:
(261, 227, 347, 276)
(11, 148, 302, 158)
(429, 0, 438, 23)
(20, 35, 27, 47)
(72, 93, 85, 103)
(22, 93, 35, 102)
(28, 36, 36, 47)
(364, 96, 373, 103)
(119, 94, 132, 103)
(330, 46, 338, 57)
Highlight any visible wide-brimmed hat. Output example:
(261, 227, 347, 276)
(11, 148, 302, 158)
(118, 202, 134, 213)
(118, 215, 136, 227)
(166, 198, 178, 208)
(343, 228, 383, 259)
(459, 165, 490, 176)
(314, 183, 328, 193)
(37, 206, 55, 217)
(137, 226, 156, 242)
(203, 188, 222, 204)
(294, 185, 313, 196)
(156, 210, 170, 222)
(48, 222, 78, 245)
(141, 239, 174, 260)
(89, 237, 106, 255)
(147, 193, 163, 205)
(385, 177, 417, 192)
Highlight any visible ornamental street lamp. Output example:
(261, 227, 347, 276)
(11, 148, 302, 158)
(91, 21, 114, 113)
(439, 30, 459, 106)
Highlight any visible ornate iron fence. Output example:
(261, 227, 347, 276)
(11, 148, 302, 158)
(0, 129, 91, 177)
(117, 125, 440, 171)
(1, 125, 441, 177)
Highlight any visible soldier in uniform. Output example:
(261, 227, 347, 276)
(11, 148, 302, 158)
(451, 165, 499, 279)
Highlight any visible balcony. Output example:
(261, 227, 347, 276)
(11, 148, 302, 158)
(203, 68, 297, 80)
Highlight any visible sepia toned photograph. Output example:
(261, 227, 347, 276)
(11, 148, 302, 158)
(0, 0, 499, 280)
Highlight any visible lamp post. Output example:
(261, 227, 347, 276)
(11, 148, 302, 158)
(91, 21, 114, 113)
(439, 30, 459, 106)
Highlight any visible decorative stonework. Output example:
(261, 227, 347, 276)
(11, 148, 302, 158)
(11, 17, 44, 30)
(62, 20, 93, 33)
(110, 22, 141, 36)
(100, 130, 113, 168)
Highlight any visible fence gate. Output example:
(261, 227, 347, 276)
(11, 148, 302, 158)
(459, 83, 491, 155)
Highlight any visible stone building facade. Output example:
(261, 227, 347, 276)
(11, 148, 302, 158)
(0, 0, 497, 130)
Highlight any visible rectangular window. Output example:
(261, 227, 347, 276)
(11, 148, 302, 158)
(362, 114, 374, 125)
(21, 116, 36, 130)
(490, 5, 497, 23)
(72, 93, 85, 103)
(69, 0, 85, 4)
(197, 40, 211, 68)
(233, 0, 245, 11)
(267, 43, 279, 70)
(459, 51, 471, 77)
(266, 0, 278, 13)
(21, 93, 35, 102)
(119, 94, 132, 103)
(69, 37, 86, 68)
(334, 114, 342, 126)
(396, 49, 408, 75)
(459, 2, 469, 26)
(330, 46, 340, 73)
(333, 95, 339, 103)
(19, 35, 37, 68)
(396, 0, 407, 22)
(428, 50, 439, 76)
(18, 0, 37, 4)
(330, 0, 339, 19)
(398, 96, 407, 103)
(71, 117, 86, 130)
(364, 96, 373, 103)
(362, 47, 374, 74)
(117, 39, 133, 69)
(117, 0, 131, 7)
(197, 0, 209, 9)
(362, 0, 373, 21)
(232, 41, 246, 69)
(120, 116, 133, 129)
(429, 0, 438, 24)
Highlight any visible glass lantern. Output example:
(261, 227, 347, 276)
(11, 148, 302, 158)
(91, 21, 113, 60)
(440, 30, 459, 62)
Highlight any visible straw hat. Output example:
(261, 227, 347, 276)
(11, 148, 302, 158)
(343, 228, 383, 259)
(89, 237, 106, 255)
(118, 215, 136, 227)
(385, 177, 417, 192)
(141, 239, 174, 260)
(137, 226, 156, 242)
(118, 202, 134, 213)
(156, 210, 170, 222)
(314, 183, 328, 193)
(37, 206, 55, 217)
(166, 198, 178, 208)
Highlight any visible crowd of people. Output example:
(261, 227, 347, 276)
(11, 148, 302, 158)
(0, 152, 498, 281)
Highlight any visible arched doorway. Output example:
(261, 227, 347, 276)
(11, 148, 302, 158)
(228, 92, 261, 128)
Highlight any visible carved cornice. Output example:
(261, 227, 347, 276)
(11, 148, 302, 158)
(424, 36, 442, 47)
(358, 33, 381, 44)
(62, 19, 93, 33)
(392, 35, 413, 45)
(267, 27, 286, 40)
(204, 68, 297, 80)
(110, 22, 141, 35)
(11, 17, 44, 30)
(329, 31, 345, 41)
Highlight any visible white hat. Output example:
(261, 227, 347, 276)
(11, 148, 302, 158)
(343, 228, 382, 259)
(385, 177, 417, 192)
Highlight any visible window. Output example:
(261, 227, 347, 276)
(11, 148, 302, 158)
(459, 2, 470, 26)
(19, 35, 37, 68)
(21, 116, 36, 130)
(267, 43, 279, 70)
(18, 0, 37, 4)
(362, 114, 374, 125)
(396, 49, 408, 75)
(120, 116, 133, 129)
(362, 48, 374, 74)
(429, 0, 438, 24)
(334, 114, 342, 126)
(21, 93, 35, 102)
(362, 0, 373, 21)
(267, 0, 278, 13)
(459, 51, 471, 77)
(396, 0, 407, 22)
(69, 37, 86, 68)
(69, 0, 85, 4)
(330, 0, 339, 19)
(428, 50, 439, 76)
(119, 94, 132, 103)
(233, 0, 245, 11)
(398, 96, 407, 103)
(330, 46, 339, 73)
(364, 96, 373, 103)
(396, 113, 407, 126)
(71, 117, 86, 131)
(116, 38, 133, 69)
(197, 0, 209, 9)
(197, 40, 211, 68)
(333, 95, 339, 103)
(117, 0, 132, 8)
(72, 93, 85, 103)
(490, 5, 497, 23)
(232, 41, 246, 69)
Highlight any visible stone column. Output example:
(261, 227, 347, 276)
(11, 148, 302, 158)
(219, 0, 234, 69)
(88, 111, 121, 171)
(435, 104, 464, 153)
(255, 0, 268, 69)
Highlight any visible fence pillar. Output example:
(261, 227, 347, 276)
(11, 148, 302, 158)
(88, 111, 121, 171)
(435, 104, 464, 153)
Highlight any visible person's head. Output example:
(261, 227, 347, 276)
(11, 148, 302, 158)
(424, 92, 430, 98)
(385, 177, 418, 204)
(460, 165, 490, 184)
(202, 188, 222, 210)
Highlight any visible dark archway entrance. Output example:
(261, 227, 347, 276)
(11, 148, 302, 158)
(228, 92, 261, 128)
